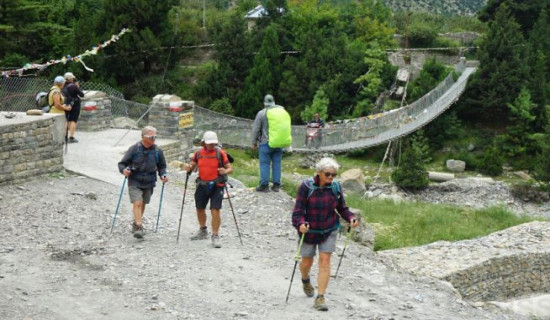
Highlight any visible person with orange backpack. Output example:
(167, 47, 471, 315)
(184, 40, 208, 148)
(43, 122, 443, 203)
(184, 131, 233, 248)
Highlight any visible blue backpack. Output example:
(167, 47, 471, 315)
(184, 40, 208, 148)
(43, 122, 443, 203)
(304, 177, 341, 200)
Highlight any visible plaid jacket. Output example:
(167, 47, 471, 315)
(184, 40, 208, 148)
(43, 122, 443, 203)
(292, 175, 355, 244)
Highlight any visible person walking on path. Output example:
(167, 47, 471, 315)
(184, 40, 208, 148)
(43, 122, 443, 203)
(118, 126, 168, 238)
(48, 76, 72, 114)
(291, 157, 359, 311)
(62, 72, 85, 143)
(251, 94, 291, 192)
(184, 131, 233, 248)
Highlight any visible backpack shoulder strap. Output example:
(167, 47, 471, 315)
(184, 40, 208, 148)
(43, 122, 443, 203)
(332, 181, 342, 200)
(215, 147, 222, 168)
(305, 177, 316, 200)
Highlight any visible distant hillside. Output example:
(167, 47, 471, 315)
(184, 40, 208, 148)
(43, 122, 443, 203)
(381, 0, 487, 16)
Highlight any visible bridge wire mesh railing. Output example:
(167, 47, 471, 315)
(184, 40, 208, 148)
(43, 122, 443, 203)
(0, 77, 150, 123)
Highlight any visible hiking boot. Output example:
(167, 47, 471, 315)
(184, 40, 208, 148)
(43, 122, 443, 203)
(69, 137, 78, 143)
(302, 278, 314, 297)
(255, 185, 269, 192)
(190, 227, 208, 240)
(314, 295, 328, 311)
(211, 234, 222, 248)
(271, 184, 281, 192)
(132, 222, 144, 239)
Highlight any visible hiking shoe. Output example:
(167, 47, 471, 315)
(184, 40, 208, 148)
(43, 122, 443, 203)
(69, 137, 78, 143)
(211, 234, 222, 248)
(132, 222, 144, 239)
(314, 295, 328, 311)
(271, 184, 281, 192)
(302, 278, 314, 297)
(190, 227, 208, 240)
(255, 185, 270, 192)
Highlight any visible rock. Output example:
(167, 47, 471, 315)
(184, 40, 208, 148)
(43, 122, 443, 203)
(111, 117, 137, 129)
(513, 171, 532, 180)
(446, 160, 466, 173)
(340, 168, 366, 194)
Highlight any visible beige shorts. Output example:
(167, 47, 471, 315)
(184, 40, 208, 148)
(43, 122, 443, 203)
(128, 186, 153, 204)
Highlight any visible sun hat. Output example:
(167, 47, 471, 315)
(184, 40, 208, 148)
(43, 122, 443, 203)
(54, 76, 65, 84)
(264, 94, 275, 107)
(202, 131, 218, 144)
(64, 72, 76, 80)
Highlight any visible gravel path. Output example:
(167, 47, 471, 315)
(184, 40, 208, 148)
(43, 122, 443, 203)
(0, 170, 527, 320)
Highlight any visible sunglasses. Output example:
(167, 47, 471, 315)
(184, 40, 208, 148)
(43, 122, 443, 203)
(322, 172, 337, 178)
(144, 135, 156, 140)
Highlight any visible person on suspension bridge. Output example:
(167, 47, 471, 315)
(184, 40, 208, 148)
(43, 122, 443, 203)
(291, 157, 360, 311)
(118, 126, 168, 238)
(183, 131, 233, 248)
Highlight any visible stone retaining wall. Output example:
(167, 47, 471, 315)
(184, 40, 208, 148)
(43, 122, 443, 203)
(378, 221, 550, 302)
(77, 91, 112, 131)
(445, 253, 550, 301)
(0, 112, 65, 186)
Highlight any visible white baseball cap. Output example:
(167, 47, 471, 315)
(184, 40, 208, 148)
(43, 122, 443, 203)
(202, 131, 218, 144)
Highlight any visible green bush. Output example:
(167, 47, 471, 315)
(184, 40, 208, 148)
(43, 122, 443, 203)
(391, 144, 429, 189)
(478, 146, 503, 176)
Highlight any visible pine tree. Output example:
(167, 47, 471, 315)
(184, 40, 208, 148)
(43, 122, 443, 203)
(236, 24, 281, 118)
(470, 4, 528, 121)
(391, 140, 429, 190)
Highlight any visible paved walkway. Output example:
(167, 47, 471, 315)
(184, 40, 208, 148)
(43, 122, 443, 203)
(63, 128, 179, 186)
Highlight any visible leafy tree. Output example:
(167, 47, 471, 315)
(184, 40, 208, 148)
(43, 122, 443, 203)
(300, 86, 329, 123)
(391, 140, 429, 190)
(210, 97, 235, 115)
(353, 42, 387, 117)
(407, 57, 449, 101)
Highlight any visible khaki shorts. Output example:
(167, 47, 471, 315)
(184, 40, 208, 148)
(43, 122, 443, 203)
(129, 186, 153, 204)
(300, 230, 338, 258)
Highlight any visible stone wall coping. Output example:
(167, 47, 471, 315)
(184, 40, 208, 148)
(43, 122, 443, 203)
(82, 90, 107, 99)
(152, 94, 182, 102)
(0, 111, 63, 126)
(378, 221, 550, 278)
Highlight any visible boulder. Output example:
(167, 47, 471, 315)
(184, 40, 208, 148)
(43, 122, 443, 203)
(446, 159, 466, 173)
(340, 168, 366, 194)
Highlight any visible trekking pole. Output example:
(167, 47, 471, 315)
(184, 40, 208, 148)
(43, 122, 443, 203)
(285, 225, 307, 304)
(64, 121, 69, 154)
(225, 183, 243, 246)
(333, 223, 355, 279)
(111, 176, 127, 233)
(155, 181, 166, 232)
(176, 172, 190, 243)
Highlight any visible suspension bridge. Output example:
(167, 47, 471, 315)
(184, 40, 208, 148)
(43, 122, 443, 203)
(0, 60, 476, 153)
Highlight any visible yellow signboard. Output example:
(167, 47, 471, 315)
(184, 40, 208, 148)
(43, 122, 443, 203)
(179, 112, 194, 128)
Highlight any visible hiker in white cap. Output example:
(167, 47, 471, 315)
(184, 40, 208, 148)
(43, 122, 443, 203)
(184, 131, 233, 248)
